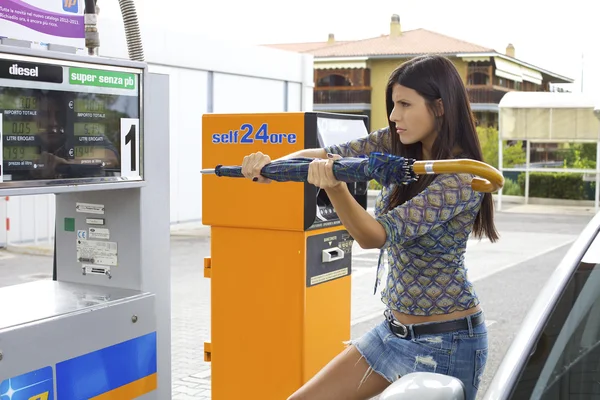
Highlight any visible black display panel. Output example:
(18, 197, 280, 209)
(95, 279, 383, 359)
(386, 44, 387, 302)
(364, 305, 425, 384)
(0, 61, 141, 184)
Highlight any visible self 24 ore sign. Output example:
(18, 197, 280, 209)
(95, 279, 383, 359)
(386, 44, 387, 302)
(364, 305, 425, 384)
(212, 123, 297, 144)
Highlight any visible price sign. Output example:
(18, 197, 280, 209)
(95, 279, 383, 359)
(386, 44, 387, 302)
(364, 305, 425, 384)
(120, 118, 140, 178)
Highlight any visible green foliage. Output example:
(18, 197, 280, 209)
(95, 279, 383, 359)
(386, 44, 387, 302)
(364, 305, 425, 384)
(501, 178, 523, 196)
(517, 172, 596, 200)
(478, 127, 598, 200)
(476, 126, 526, 168)
(562, 143, 597, 169)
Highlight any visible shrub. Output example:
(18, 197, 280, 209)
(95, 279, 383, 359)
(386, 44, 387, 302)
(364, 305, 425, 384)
(517, 172, 586, 200)
(502, 178, 522, 196)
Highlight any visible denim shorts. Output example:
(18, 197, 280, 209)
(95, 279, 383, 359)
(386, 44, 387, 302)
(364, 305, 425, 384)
(350, 309, 488, 400)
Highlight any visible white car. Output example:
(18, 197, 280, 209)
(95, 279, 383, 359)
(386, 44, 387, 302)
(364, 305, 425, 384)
(381, 210, 600, 400)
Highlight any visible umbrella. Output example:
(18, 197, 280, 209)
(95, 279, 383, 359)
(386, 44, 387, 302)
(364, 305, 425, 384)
(200, 152, 504, 193)
(201, 152, 417, 187)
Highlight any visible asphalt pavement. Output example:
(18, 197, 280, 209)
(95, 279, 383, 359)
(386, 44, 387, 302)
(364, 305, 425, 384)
(0, 207, 594, 400)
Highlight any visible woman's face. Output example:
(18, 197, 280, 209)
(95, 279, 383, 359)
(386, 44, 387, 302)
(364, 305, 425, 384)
(389, 83, 439, 150)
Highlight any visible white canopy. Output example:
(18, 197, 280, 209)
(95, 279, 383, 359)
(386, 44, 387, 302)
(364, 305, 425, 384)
(497, 91, 600, 213)
(499, 92, 600, 141)
(499, 91, 598, 109)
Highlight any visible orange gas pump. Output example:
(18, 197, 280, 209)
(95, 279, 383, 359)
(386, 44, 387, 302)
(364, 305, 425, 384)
(201, 112, 369, 400)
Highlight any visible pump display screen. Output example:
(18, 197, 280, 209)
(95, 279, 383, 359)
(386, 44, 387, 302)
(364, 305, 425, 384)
(0, 56, 141, 185)
(316, 116, 368, 148)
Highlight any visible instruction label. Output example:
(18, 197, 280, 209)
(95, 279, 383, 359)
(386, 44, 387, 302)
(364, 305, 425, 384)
(310, 268, 349, 286)
(89, 227, 109, 240)
(76, 202, 105, 214)
(76, 239, 117, 266)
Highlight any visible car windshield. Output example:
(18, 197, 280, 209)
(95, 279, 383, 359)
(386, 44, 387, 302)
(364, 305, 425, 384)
(510, 232, 600, 399)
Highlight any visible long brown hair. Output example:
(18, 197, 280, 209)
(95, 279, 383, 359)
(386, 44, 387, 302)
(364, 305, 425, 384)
(384, 54, 499, 242)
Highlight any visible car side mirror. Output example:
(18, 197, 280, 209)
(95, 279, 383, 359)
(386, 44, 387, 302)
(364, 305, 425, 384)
(380, 372, 465, 400)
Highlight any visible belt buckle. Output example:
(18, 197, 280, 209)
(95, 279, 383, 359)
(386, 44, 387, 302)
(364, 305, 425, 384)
(385, 309, 409, 338)
(391, 321, 409, 338)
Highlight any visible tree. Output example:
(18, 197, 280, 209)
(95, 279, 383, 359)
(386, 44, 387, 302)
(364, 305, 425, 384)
(563, 143, 597, 169)
(476, 126, 526, 168)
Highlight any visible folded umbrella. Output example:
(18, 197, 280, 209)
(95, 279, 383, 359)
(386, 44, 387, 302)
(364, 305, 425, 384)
(201, 152, 418, 187)
(200, 152, 504, 193)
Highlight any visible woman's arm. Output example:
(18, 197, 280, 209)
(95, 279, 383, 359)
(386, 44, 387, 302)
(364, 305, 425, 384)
(312, 157, 482, 249)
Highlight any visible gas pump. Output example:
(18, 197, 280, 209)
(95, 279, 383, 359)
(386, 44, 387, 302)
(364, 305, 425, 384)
(202, 112, 369, 399)
(0, 43, 171, 399)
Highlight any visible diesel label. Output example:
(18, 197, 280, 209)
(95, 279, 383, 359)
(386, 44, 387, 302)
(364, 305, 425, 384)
(10, 64, 38, 77)
(0, 59, 63, 83)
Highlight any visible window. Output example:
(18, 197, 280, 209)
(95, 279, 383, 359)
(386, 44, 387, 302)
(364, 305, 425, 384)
(468, 72, 489, 85)
(316, 74, 352, 87)
(510, 231, 600, 399)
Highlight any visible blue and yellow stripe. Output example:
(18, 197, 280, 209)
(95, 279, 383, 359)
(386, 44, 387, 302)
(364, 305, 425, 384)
(56, 332, 157, 399)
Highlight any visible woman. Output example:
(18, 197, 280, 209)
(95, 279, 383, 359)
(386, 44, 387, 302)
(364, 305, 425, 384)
(241, 54, 499, 400)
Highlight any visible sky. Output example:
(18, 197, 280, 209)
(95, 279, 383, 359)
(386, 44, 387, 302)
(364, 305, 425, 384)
(98, 0, 599, 101)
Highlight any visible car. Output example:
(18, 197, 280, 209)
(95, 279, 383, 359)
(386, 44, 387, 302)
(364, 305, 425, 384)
(380, 210, 600, 400)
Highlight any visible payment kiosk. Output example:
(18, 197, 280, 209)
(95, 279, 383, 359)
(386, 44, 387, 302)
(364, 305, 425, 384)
(0, 45, 171, 399)
(202, 112, 369, 399)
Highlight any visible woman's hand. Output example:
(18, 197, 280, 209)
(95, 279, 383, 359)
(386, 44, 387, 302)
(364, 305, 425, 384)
(241, 151, 272, 183)
(308, 153, 343, 189)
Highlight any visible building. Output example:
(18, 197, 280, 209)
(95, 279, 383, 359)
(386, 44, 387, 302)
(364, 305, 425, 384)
(264, 14, 574, 131)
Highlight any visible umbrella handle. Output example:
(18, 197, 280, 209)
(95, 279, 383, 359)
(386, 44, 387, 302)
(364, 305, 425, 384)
(412, 159, 504, 193)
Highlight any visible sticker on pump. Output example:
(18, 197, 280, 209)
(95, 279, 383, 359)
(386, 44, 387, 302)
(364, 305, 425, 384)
(76, 202, 104, 214)
(89, 227, 109, 240)
(76, 239, 117, 266)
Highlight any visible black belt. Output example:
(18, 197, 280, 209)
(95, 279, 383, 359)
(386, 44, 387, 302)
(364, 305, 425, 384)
(385, 309, 485, 339)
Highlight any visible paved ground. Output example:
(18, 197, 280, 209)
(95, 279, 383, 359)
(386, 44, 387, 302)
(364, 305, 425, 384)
(0, 205, 595, 399)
